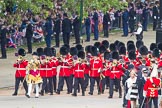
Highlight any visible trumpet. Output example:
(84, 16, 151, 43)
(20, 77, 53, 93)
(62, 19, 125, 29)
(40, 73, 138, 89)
(16, 56, 24, 64)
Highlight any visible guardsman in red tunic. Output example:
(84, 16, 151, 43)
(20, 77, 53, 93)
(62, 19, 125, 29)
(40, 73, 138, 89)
(109, 51, 122, 98)
(143, 61, 161, 108)
(56, 46, 72, 94)
(72, 51, 86, 96)
(89, 46, 103, 95)
(12, 48, 28, 96)
(40, 47, 53, 96)
(50, 47, 59, 92)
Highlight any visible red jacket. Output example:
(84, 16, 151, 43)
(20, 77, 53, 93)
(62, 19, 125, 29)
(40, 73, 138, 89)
(39, 64, 46, 77)
(59, 57, 71, 77)
(43, 62, 53, 77)
(109, 63, 123, 79)
(102, 61, 111, 77)
(50, 57, 59, 76)
(13, 60, 28, 77)
(84, 63, 90, 75)
(143, 77, 161, 97)
(73, 63, 85, 78)
(89, 58, 103, 77)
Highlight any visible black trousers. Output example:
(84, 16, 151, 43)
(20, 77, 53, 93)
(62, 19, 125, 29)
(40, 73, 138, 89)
(89, 77, 100, 94)
(55, 32, 60, 47)
(136, 34, 143, 41)
(153, 19, 158, 31)
(84, 74, 89, 90)
(63, 32, 70, 45)
(14, 77, 28, 94)
(68, 75, 74, 93)
(41, 77, 53, 94)
(146, 97, 158, 108)
(101, 76, 110, 92)
(26, 37, 32, 53)
(129, 19, 135, 33)
(73, 78, 84, 94)
(0, 40, 7, 58)
(103, 24, 109, 37)
(74, 29, 80, 44)
(52, 76, 57, 91)
(109, 78, 122, 97)
(57, 76, 71, 93)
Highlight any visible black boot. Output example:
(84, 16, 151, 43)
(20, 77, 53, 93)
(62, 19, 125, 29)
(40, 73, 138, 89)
(82, 92, 85, 96)
(12, 92, 17, 96)
(72, 93, 77, 97)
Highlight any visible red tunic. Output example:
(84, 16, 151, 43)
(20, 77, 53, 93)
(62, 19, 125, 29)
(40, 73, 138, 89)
(89, 58, 103, 77)
(13, 60, 28, 77)
(73, 63, 85, 78)
(50, 57, 59, 76)
(59, 57, 71, 77)
(143, 77, 161, 97)
(109, 63, 123, 79)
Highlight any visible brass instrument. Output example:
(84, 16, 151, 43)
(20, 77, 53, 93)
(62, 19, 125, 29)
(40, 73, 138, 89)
(16, 56, 24, 64)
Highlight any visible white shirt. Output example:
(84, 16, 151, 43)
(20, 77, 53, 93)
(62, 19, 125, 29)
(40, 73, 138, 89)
(134, 27, 142, 35)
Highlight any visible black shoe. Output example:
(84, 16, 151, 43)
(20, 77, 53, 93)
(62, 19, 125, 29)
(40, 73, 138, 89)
(106, 87, 109, 89)
(25, 94, 30, 98)
(71, 93, 77, 96)
(119, 95, 122, 98)
(39, 91, 44, 96)
(12, 93, 17, 96)
(98, 92, 101, 95)
(56, 91, 60, 95)
(73, 43, 77, 44)
(67, 92, 70, 94)
(93, 39, 98, 41)
(108, 96, 112, 98)
(50, 93, 53, 95)
(88, 92, 93, 95)
(85, 40, 90, 42)
(35, 96, 39, 98)
(102, 90, 104, 94)
(82, 92, 85, 96)
(115, 89, 118, 92)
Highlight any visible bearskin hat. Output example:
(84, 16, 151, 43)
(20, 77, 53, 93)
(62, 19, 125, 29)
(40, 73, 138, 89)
(150, 43, 157, 51)
(127, 41, 134, 47)
(70, 47, 78, 56)
(109, 43, 116, 51)
(139, 45, 148, 55)
(75, 44, 83, 51)
(128, 50, 136, 60)
(85, 45, 92, 53)
(94, 42, 101, 48)
(104, 51, 110, 60)
(119, 46, 126, 55)
(91, 46, 98, 56)
(152, 48, 160, 58)
(136, 40, 144, 49)
(60, 46, 68, 55)
(112, 51, 119, 60)
(102, 40, 109, 49)
(157, 42, 162, 51)
(63, 44, 70, 53)
(127, 43, 136, 52)
(114, 40, 120, 47)
(44, 47, 52, 56)
(37, 48, 44, 56)
(51, 47, 56, 57)
(118, 42, 125, 49)
(18, 48, 26, 56)
(99, 45, 106, 54)
(78, 51, 85, 59)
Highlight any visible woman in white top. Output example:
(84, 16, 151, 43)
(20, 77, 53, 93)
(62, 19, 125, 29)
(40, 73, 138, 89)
(126, 69, 138, 108)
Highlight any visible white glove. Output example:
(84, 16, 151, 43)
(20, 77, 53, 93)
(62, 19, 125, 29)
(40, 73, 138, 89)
(26, 71, 29, 75)
(134, 17, 136, 20)
(154, 16, 156, 19)
(98, 68, 101, 73)
(54, 32, 56, 35)
(108, 22, 110, 24)
(143, 91, 147, 97)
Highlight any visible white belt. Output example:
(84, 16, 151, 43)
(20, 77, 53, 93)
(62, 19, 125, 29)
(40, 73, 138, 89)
(52, 67, 56, 69)
(111, 71, 120, 73)
(75, 70, 84, 72)
(39, 68, 52, 70)
(17, 68, 26, 70)
(61, 66, 69, 68)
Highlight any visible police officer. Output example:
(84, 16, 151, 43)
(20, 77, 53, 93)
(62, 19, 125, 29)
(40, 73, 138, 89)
(26, 20, 33, 54)
(122, 8, 129, 37)
(93, 8, 99, 40)
(54, 14, 61, 48)
(129, 3, 136, 33)
(0, 24, 7, 59)
(142, 4, 149, 31)
(103, 10, 111, 38)
(152, 1, 159, 31)
(62, 13, 72, 45)
(73, 12, 80, 44)
(85, 14, 91, 42)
